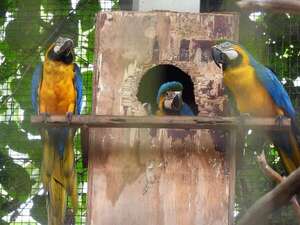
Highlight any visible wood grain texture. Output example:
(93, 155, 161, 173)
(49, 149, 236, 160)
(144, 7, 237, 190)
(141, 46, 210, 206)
(89, 11, 239, 225)
(31, 115, 291, 130)
(227, 129, 237, 225)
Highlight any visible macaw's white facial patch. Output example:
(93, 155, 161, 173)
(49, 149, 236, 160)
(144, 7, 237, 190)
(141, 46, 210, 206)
(224, 49, 239, 60)
(165, 91, 182, 100)
(53, 37, 73, 54)
(53, 45, 60, 53)
(163, 91, 182, 111)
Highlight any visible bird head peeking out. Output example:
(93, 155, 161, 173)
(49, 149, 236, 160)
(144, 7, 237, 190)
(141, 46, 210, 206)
(47, 36, 75, 64)
(156, 81, 184, 115)
(211, 41, 251, 71)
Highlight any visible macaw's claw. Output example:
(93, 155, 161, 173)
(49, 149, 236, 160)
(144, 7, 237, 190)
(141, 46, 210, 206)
(275, 115, 287, 128)
(142, 102, 152, 115)
(238, 113, 251, 126)
(40, 112, 50, 122)
(66, 112, 73, 123)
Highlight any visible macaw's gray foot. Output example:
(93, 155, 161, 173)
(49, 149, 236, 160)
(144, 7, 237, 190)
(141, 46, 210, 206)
(66, 112, 73, 123)
(275, 115, 288, 128)
(238, 112, 251, 126)
(142, 102, 152, 115)
(39, 112, 50, 122)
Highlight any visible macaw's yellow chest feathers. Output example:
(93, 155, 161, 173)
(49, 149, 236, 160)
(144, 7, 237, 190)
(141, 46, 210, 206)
(39, 59, 76, 114)
(224, 65, 282, 116)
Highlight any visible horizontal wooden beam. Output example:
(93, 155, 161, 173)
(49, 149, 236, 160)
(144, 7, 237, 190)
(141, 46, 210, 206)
(237, 0, 300, 13)
(31, 115, 290, 130)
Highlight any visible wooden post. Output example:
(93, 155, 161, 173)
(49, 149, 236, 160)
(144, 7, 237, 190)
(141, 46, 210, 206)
(228, 128, 237, 225)
(89, 11, 239, 225)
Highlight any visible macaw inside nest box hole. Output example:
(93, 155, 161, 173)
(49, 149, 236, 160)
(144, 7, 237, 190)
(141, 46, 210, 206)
(137, 64, 199, 115)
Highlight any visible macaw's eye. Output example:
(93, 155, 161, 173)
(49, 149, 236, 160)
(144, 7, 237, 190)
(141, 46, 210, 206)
(165, 91, 172, 98)
(221, 41, 233, 49)
(165, 91, 175, 99)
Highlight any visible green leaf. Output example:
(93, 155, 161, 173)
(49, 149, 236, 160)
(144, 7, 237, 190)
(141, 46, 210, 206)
(0, 1, 9, 24)
(6, 18, 41, 52)
(77, 0, 100, 31)
(0, 219, 9, 225)
(0, 156, 31, 202)
(31, 195, 47, 225)
(86, 29, 95, 64)
(41, 0, 71, 15)
(81, 71, 93, 114)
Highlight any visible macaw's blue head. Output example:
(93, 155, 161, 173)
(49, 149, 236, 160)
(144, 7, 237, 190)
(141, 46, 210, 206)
(211, 41, 251, 71)
(157, 81, 183, 113)
(46, 36, 75, 64)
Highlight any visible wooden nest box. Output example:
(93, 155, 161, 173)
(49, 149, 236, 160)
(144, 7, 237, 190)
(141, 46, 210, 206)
(88, 11, 239, 225)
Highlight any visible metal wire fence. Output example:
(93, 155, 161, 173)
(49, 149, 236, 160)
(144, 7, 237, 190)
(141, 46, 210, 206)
(0, 0, 115, 224)
(235, 12, 300, 225)
(0, 2, 299, 225)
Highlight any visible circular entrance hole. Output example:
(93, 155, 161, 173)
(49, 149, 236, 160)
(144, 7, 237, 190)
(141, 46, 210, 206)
(137, 64, 198, 115)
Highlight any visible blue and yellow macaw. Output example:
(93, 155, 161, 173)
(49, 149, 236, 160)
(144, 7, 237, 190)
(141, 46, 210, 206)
(212, 41, 300, 174)
(156, 81, 194, 116)
(31, 37, 82, 225)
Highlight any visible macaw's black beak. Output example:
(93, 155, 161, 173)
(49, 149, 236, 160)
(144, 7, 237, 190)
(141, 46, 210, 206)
(59, 40, 74, 55)
(172, 94, 180, 110)
(212, 47, 226, 69)
(171, 94, 183, 112)
(53, 37, 74, 56)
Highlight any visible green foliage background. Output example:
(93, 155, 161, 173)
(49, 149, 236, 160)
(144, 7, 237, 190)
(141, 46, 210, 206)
(0, 0, 107, 224)
(0, 0, 299, 224)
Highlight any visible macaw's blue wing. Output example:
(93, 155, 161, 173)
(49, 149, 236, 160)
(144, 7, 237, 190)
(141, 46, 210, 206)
(31, 63, 43, 114)
(74, 63, 83, 115)
(251, 60, 300, 160)
(251, 60, 296, 118)
(180, 103, 195, 116)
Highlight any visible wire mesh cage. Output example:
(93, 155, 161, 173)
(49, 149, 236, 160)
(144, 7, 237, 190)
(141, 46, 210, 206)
(1, 1, 300, 225)
(0, 0, 117, 224)
(235, 12, 300, 225)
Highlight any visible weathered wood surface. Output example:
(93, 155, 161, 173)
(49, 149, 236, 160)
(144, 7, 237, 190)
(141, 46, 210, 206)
(227, 129, 237, 225)
(31, 115, 291, 130)
(237, 0, 300, 13)
(89, 11, 239, 225)
(238, 166, 300, 225)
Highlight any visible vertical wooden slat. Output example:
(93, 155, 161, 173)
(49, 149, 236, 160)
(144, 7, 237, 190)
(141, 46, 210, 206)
(228, 128, 237, 225)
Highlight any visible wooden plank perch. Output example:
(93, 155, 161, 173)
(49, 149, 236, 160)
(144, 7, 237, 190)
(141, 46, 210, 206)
(238, 165, 300, 225)
(31, 115, 291, 130)
(237, 0, 300, 13)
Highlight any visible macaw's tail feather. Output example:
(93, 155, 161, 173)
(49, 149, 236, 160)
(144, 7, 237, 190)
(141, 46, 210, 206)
(64, 133, 78, 212)
(41, 129, 77, 225)
(271, 119, 300, 174)
(47, 176, 67, 225)
(41, 130, 54, 191)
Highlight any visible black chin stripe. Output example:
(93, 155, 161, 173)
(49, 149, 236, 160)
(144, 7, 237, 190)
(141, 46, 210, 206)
(47, 49, 74, 64)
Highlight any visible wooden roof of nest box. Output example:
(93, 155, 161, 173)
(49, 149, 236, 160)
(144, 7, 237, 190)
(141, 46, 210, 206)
(88, 11, 239, 225)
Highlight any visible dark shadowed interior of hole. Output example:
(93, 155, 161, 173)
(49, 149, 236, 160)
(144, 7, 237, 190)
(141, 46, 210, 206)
(137, 64, 199, 115)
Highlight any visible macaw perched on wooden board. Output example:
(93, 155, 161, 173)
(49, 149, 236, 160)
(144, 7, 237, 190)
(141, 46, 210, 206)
(31, 36, 82, 225)
(212, 41, 300, 174)
(156, 81, 195, 116)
